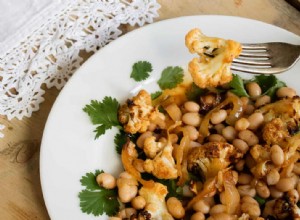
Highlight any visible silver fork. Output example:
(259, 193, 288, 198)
(232, 42, 300, 74)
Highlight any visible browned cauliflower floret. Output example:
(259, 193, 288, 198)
(118, 90, 165, 134)
(139, 182, 174, 220)
(249, 144, 271, 179)
(185, 28, 242, 88)
(262, 118, 290, 145)
(260, 97, 300, 127)
(143, 140, 178, 179)
(187, 142, 243, 180)
(143, 136, 166, 159)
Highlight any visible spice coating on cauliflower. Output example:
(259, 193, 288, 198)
(118, 90, 164, 134)
(139, 182, 174, 220)
(187, 142, 243, 180)
(185, 28, 242, 88)
(143, 140, 178, 180)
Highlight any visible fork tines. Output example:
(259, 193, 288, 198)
(232, 43, 273, 73)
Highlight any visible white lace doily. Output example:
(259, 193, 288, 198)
(0, 0, 160, 138)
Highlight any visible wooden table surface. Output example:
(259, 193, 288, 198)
(0, 0, 299, 219)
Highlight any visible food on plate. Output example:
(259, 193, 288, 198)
(80, 28, 300, 219)
(185, 28, 242, 89)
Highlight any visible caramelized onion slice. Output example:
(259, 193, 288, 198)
(199, 94, 243, 137)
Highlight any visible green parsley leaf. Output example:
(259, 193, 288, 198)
(130, 61, 153, 82)
(114, 130, 127, 154)
(151, 91, 162, 100)
(79, 170, 119, 216)
(229, 74, 249, 97)
(157, 66, 184, 90)
(253, 74, 286, 99)
(186, 83, 206, 101)
(83, 97, 120, 139)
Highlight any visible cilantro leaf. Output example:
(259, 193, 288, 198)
(229, 74, 249, 97)
(186, 83, 206, 101)
(157, 66, 184, 90)
(83, 97, 120, 139)
(253, 74, 286, 99)
(130, 61, 152, 82)
(151, 91, 162, 100)
(79, 170, 119, 216)
(114, 130, 127, 154)
(80, 170, 101, 190)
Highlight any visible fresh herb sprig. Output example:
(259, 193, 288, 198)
(79, 170, 119, 216)
(83, 97, 120, 139)
(130, 61, 153, 82)
(157, 66, 184, 90)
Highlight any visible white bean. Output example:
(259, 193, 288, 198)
(211, 109, 227, 124)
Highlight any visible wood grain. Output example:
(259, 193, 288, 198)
(0, 0, 299, 219)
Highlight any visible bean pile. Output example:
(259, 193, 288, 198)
(100, 80, 300, 220)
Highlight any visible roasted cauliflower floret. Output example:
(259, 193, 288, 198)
(263, 118, 290, 145)
(249, 144, 271, 179)
(139, 182, 174, 220)
(143, 136, 166, 159)
(185, 28, 242, 88)
(187, 142, 243, 180)
(118, 90, 165, 134)
(260, 97, 300, 126)
(143, 141, 178, 179)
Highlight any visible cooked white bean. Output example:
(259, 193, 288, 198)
(276, 177, 296, 192)
(182, 112, 201, 126)
(118, 208, 137, 218)
(237, 185, 256, 197)
(235, 159, 246, 171)
(211, 109, 227, 124)
(238, 129, 259, 146)
(269, 186, 284, 198)
(208, 134, 226, 142)
(191, 212, 205, 220)
(238, 173, 253, 185)
(210, 213, 233, 220)
(214, 124, 225, 134)
(293, 162, 300, 175)
(118, 184, 138, 203)
(209, 204, 227, 215)
(193, 199, 210, 214)
(166, 197, 185, 219)
(256, 180, 270, 199)
(235, 118, 250, 131)
(222, 126, 236, 141)
(184, 101, 200, 112)
(246, 82, 262, 98)
(244, 104, 255, 115)
(241, 202, 261, 217)
(184, 125, 199, 141)
(276, 87, 296, 98)
(266, 168, 280, 185)
(96, 173, 116, 189)
(270, 144, 284, 166)
(232, 139, 249, 153)
(247, 112, 264, 130)
(255, 95, 271, 107)
(131, 196, 146, 210)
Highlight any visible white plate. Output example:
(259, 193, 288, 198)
(40, 15, 300, 220)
